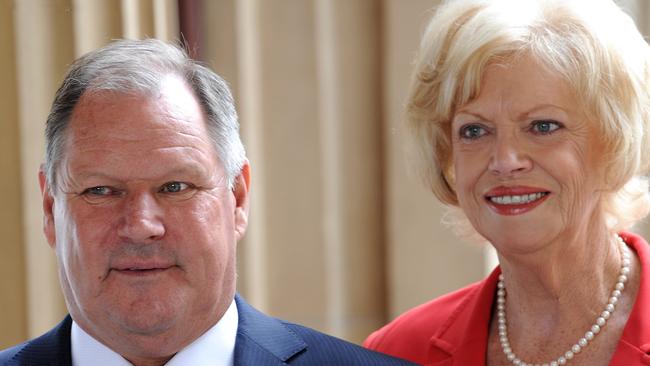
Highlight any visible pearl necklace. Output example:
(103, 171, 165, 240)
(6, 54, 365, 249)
(497, 235, 631, 366)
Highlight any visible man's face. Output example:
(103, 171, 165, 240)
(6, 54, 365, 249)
(39, 75, 249, 363)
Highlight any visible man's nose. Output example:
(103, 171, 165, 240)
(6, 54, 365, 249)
(487, 133, 533, 177)
(117, 192, 165, 243)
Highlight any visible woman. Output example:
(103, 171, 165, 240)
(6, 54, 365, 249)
(364, 0, 650, 365)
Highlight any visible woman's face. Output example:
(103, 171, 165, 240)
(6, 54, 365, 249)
(451, 56, 605, 253)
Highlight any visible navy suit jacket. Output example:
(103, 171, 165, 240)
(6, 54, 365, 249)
(0, 295, 416, 365)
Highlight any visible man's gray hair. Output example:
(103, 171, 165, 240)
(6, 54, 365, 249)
(44, 38, 246, 191)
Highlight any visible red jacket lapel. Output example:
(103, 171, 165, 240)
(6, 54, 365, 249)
(426, 268, 501, 365)
(610, 232, 650, 365)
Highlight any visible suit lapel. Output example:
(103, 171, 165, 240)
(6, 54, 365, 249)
(233, 295, 307, 366)
(10, 316, 73, 366)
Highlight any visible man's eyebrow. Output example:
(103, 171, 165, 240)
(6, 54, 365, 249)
(74, 171, 119, 182)
(74, 165, 210, 182)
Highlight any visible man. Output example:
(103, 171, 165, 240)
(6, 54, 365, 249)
(0, 39, 414, 366)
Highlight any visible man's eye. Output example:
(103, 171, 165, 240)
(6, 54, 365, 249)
(460, 124, 488, 140)
(160, 182, 190, 193)
(531, 120, 562, 134)
(83, 186, 114, 196)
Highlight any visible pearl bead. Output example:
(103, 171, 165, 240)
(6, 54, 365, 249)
(615, 282, 624, 291)
(619, 275, 628, 283)
(591, 324, 601, 334)
(611, 289, 621, 298)
(572, 344, 581, 353)
(606, 303, 615, 312)
(622, 258, 631, 267)
(621, 267, 630, 275)
(585, 331, 594, 340)
(550, 362, 558, 366)
(601, 310, 610, 319)
(608, 296, 618, 305)
(578, 338, 588, 347)
(558, 357, 566, 365)
(596, 317, 606, 326)
(565, 350, 574, 359)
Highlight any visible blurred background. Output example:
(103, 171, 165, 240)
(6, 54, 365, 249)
(1, 0, 649, 349)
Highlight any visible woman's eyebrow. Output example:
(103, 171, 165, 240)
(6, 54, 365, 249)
(516, 104, 570, 119)
(452, 110, 490, 122)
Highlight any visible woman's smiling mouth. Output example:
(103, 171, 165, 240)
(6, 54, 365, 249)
(485, 187, 550, 215)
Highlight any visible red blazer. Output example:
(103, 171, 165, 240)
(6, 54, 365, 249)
(364, 231, 650, 365)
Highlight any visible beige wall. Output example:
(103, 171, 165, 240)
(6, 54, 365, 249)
(2, 0, 649, 349)
(0, 0, 27, 348)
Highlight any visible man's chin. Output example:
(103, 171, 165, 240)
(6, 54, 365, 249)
(121, 317, 175, 336)
(108, 302, 181, 336)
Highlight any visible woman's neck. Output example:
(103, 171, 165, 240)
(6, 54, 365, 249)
(498, 231, 619, 324)
(489, 229, 641, 365)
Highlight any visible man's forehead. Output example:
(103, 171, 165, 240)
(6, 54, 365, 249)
(68, 79, 208, 142)
(59, 75, 219, 182)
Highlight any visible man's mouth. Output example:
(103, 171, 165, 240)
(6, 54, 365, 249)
(112, 260, 175, 276)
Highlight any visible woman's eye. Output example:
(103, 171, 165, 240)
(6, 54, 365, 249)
(459, 124, 488, 140)
(531, 120, 562, 134)
(160, 182, 190, 193)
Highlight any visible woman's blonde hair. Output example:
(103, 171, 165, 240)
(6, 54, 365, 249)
(407, 0, 650, 233)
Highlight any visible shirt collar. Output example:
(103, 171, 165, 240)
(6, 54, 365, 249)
(71, 299, 238, 366)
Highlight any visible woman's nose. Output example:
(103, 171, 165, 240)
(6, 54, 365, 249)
(117, 192, 165, 243)
(488, 133, 533, 177)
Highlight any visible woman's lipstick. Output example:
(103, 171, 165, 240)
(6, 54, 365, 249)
(484, 186, 550, 216)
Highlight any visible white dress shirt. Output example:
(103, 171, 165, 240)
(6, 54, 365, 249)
(71, 299, 238, 366)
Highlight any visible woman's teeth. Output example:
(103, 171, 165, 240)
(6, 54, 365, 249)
(489, 192, 547, 205)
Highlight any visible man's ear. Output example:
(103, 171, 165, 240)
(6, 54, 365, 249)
(39, 166, 57, 249)
(232, 160, 250, 241)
